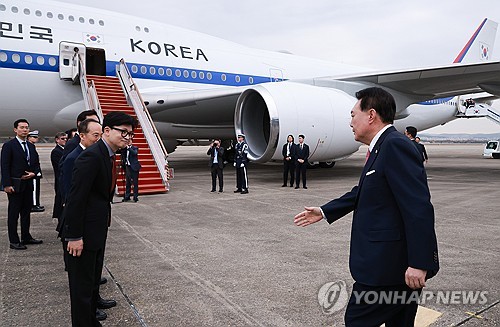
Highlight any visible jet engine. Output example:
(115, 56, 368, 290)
(235, 82, 361, 163)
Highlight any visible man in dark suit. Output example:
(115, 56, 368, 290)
(282, 134, 296, 187)
(62, 110, 100, 159)
(405, 126, 427, 164)
(415, 137, 428, 163)
(1, 119, 43, 250)
(121, 140, 142, 202)
(51, 132, 67, 219)
(294, 134, 309, 189)
(207, 139, 224, 193)
(62, 112, 136, 326)
(294, 88, 439, 327)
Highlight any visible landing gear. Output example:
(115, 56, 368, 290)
(319, 161, 336, 168)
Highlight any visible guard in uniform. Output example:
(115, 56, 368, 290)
(234, 134, 249, 194)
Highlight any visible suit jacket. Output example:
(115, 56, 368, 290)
(411, 140, 426, 162)
(50, 145, 64, 188)
(61, 139, 113, 250)
(61, 145, 84, 203)
(207, 146, 224, 168)
(1, 138, 40, 190)
(295, 143, 309, 164)
(321, 126, 439, 286)
(121, 145, 141, 171)
(63, 134, 80, 157)
(282, 142, 297, 161)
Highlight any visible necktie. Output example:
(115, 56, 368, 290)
(110, 155, 117, 193)
(22, 141, 30, 164)
(365, 149, 371, 163)
(300, 144, 303, 150)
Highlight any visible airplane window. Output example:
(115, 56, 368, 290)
(144, 27, 149, 33)
(206, 72, 212, 80)
(235, 75, 240, 83)
(12, 53, 20, 63)
(0, 4, 5, 11)
(0, 52, 7, 62)
(48, 57, 56, 66)
(36, 56, 45, 65)
(11, 6, 18, 13)
(158, 67, 164, 76)
(191, 71, 197, 79)
(58, 14, 64, 20)
(199, 72, 205, 79)
(79, 17, 84, 23)
(166, 68, 172, 76)
(23, 8, 30, 15)
(89, 19, 95, 25)
(150, 67, 156, 75)
(131, 65, 138, 73)
(183, 70, 189, 78)
(69, 15, 74, 22)
(24, 55, 33, 64)
(63, 58, 70, 66)
(175, 69, 181, 77)
(140, 66, 147, 74)
(47, 12, 53, 18)
(35, 10, 41, 16)
(221, 74, 226, 82)
(249, 77, 254, 84)
(135, 26, 141, 32)
(99, 20, 104, 26)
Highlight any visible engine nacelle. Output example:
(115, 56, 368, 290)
(235, 82, 361, 163)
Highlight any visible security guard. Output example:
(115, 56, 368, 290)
(234, 134, 249, 194)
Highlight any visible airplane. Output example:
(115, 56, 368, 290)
(1, 0, 500, 168)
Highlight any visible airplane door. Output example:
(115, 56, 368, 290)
(59, 42, 85, 80)
(86, 48, 106, 76)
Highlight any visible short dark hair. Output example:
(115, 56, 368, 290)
(78, 118, 101, 134)
(406, 126, 417, 138)
(55, 132, 67, 140)
(355, 87, 396, 124)
(298, 134, 305, 139)
(102, 112, 137, 130)
(65, 128, 77, 139)
(287, 134, 294, 142)
(76, 110, 99, 124)
(14, 119, 29, 128)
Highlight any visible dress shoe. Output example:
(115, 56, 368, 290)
(133, 198, 138, 202)
(289, 184, 294, 187)
(211, 189, 216, 192)
(281, 184, 287, 187)
(234, 189, 242, 193)
(122, 198, 130, 202)
(100, 277, 107, 285)
(303, 186, 308, 189)
(10, 242, 27, 250)
(96, 309, 107, 321)
(294, 186, 299, 189)
(219, 190, 223, 193)
(22, 238, 43, 245)
(97, 297, 117, 309)
(39, 205, 45, 209)
(241, 190, 249, 194)
(31, 206, 44, 212)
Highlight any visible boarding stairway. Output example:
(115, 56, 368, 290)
(74, 55, 170, 195)
(455, 98, 500, 125)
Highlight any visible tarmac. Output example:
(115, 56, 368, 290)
(0, 143, 498, 327)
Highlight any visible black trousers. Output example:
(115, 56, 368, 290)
(210, 164, 223, 191)
(124, 166, 139, 200)
(283, 160, 295, 186)
(66, 246, 105, 327)
(344, 282, 421, 327)
(236, 166, 248, 190)
(295, 162, 307, 187)
(7, 187, 33, 244)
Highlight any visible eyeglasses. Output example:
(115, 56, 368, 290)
(60, 138, 68, 140)
(110, 126, 135, 139)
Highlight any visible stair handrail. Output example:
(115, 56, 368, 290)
(74, 53, 104, 122)
(116, 59, 169, 187)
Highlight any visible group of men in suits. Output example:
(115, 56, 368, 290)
(294, 87, 439, 326)
(282, 134, 310, 189)
(1, 119, 44, 250)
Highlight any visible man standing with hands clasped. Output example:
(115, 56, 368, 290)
(207, 139, 224, 193)
(294, 87, 439, 327)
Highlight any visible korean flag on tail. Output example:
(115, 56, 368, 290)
(84, 33, 104, 44)
(480, 42, 490, 61)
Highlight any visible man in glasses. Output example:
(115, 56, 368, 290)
(50, 132, 67, 220)
(120, 139, 141, 202)
(61, 112, 136, 326)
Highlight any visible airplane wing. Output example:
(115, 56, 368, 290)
(312, 60, 500, 98)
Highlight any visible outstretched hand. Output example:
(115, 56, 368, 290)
(294, 207, 323, 227)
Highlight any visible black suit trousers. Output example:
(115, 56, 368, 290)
(283, 160, 295, 185)
(344, 282, 421, 327)
(124, 166, 139, 200)
(66, 246, 105, 327)
(210, 164, 223, 191)
(295, 163, 307, 187)
(7, 187, 33, 243)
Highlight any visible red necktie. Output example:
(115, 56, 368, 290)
(365, 149, 371, 163)
(110, 155, 117, 193)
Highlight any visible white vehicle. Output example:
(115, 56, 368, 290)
(483, 140, 500, 158)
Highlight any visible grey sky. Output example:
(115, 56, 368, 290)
(59, 0, 500, 134)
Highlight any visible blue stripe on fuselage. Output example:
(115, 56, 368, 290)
(418, 97, 454, 105)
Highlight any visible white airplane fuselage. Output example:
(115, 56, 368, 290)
(0, 0, 468, 162)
